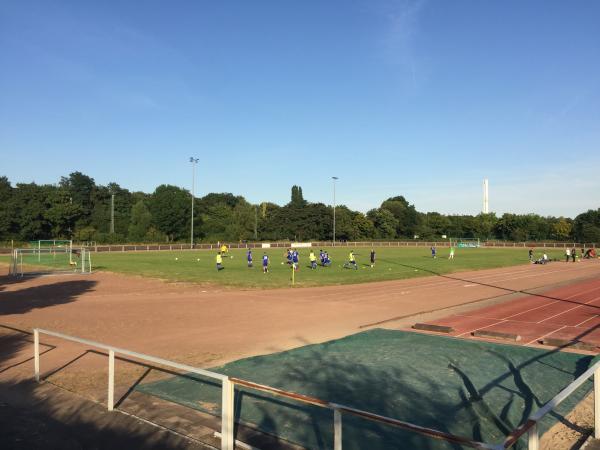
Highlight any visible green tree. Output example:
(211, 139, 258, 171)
(149, 185, 190, 241)
(552, 217, 573, 241)
(350, 213, 375, 240)
(0, 176, 13, 240)
(289, 185, 307, 207)
(574, 209, 600, 242)
(11, 183, 52, 240)
(45, 187, 82, 238)
(380, 196, 420, 237)
(128, 200, 152, 241)
(59, 171, 96, 227)
(367, 208, 398, 239)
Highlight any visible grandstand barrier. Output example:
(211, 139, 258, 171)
(33, 328, 600, 450)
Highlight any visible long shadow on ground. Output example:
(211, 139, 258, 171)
(137, 329, 599, 450)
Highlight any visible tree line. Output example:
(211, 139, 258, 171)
(0, 173, 599, 244)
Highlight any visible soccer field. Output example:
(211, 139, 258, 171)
(48, 246, 570, 288)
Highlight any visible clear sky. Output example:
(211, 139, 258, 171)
(1, 1, 599, 217)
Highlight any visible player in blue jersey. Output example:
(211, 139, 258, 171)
(262, 253, 269, 273)
(247, 249, 253, 267)
(292, 250, 299, 270)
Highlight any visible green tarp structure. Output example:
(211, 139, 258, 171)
(137, 330, 597, 449)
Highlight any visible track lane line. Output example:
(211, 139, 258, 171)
(526, 325, 568, 345)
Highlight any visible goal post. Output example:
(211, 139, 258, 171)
(10, 246, 92, 277)
(449, 237, 481, 248)
(29, 240, 73, 263)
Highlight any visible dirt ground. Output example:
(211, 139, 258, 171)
(1, 260, 600, 449)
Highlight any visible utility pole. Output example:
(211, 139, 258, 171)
(332, 177, 338, 246)
(254, 205, 258, 240)
(190, 157, 199, 248)
(110, 194, 115, 234)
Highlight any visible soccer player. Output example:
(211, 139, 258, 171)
(323, 252, 331, 267)
(216, 252, 224, 271)
(262, 253, 269, 273)
(247, 249, 253, 267)
(528, 248, 533, 262)
(319, 249, 325, 266)
(431, 246, 437, 259)
(370, 249, 376, 268)
(292, 250, 299, 270)
(309, 250, 318, 269)
(565, 248, 571, 262)
(286, 249, 293, 265)
(449, 246, 455, 260)
(344, 251, 358, 270)
(220, 244, 228, 255)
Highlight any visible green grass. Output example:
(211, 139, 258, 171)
(73, 246, 567, 289)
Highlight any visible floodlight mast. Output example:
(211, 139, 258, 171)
(190, 157, 199, 248)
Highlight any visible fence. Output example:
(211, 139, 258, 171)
(33, 328, 600, 450)
(1, 240, 595, 255)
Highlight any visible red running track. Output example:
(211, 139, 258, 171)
(414, 277, 600, 351)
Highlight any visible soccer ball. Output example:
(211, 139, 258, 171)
(197, 258, 200, 261)
(175, 257, 178, 261)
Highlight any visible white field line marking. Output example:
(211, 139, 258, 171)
(457, 314, 541, 325)
(317, 261, 600, 305)
(467, 261, 600, 281)
(538, 294, 600, 324)
(396, 263, 600, 297)
(574, 314, 600, 328)
(502, 285, 600, 321)
(454, 286, 600, 338)
(456, 319, 508, 337)
(526, 325, 568, 346)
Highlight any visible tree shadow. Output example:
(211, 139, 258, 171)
(131, 330, 598, 450)
(0, 325, 56, 375)
(379, 259, 600, 312)
(0, 280, 96, 315)
(0, 273, 44, 292)
(0, 327, 209, 449)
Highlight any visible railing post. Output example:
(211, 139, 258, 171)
(34, 329, 40, 382)
(528, 423, 539, 450)
(334, 408, 342, 450)
(221, 378, 234, 450)
(108, 349, 115, 411)
(594, 367, 600, 439)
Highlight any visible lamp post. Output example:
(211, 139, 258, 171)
(190, 157, 199, 248)
(332, 176, 338, 246)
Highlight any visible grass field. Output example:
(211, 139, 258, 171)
(0, 246, 571, 289)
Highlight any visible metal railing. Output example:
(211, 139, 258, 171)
(0, 240, 597, 255)
(34, 329, 234, 449)
(33, 329, 600, 450)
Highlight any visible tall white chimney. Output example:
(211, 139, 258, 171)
(483, 178, 489, 214)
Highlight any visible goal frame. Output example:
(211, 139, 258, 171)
(9, 246, 92, 277)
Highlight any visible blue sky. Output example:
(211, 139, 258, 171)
(1, 1, 599, 217)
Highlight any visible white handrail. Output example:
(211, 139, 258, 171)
(34, 328, 233, 450)
(35, 328, 227, 381)
(33, 328, 598, 450)
(502, 359, 600, 449)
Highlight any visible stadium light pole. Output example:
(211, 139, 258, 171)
(332, 177, 338, 246)
(190, 157, 199, 248)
